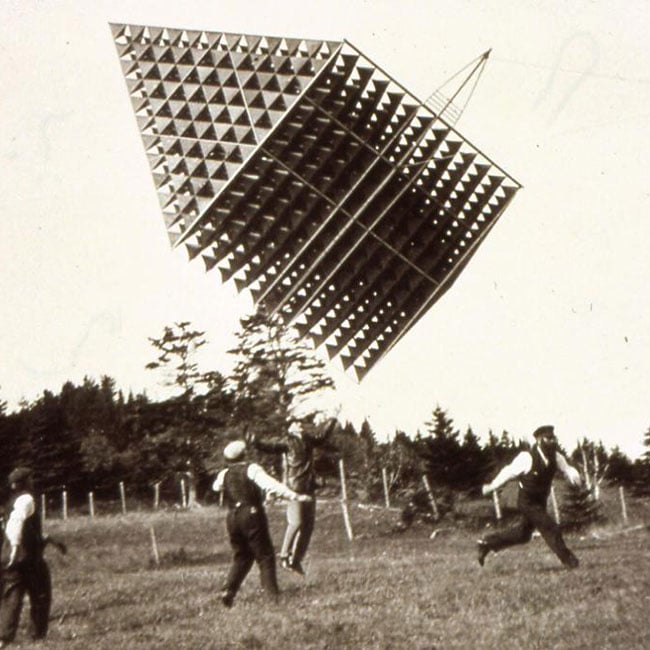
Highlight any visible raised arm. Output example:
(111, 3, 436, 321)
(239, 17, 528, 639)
(305, 417, 338, 447)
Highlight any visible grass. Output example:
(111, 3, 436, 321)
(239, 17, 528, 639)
(8, 493, 650, 649)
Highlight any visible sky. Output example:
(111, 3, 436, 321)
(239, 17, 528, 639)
(1, 0, 649, 458)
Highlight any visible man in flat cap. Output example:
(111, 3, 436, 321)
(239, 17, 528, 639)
(477, 425, 582, 569)
(0, 467, 52, 646)
(212, 440, 312, 608)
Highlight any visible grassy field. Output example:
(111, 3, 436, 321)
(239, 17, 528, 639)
(9, 493, 650, 649)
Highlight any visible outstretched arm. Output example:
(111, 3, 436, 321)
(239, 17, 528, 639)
(247, 463, 312, 502)
(482, 451, 532, 495)
(251, 433, 290, 454)
(556, 452, 582, 487)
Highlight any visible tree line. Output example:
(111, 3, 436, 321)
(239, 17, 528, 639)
(1, 314, 649, 510)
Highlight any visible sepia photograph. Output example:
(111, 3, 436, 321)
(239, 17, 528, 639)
(1, 1, 649, 647)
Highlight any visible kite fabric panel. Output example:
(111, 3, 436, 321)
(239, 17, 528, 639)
(111, 23, 521, 380)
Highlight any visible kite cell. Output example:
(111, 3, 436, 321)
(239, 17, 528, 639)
(111, 23, 521, 380)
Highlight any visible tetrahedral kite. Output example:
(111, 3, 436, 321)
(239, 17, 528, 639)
(111, 23, 520, 380)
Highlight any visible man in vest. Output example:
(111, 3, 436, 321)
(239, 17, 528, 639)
(212, 440, 312, 608)
(251, 416, 336, 576)
(0, 467, 51, 647)
(478, 425, 582, 569)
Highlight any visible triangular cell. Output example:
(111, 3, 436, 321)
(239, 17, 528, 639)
(196, 50, 216, 67)
(176, 49, 195, 66)
(182, 68, 202, 85)
(162, 66, 181, 83)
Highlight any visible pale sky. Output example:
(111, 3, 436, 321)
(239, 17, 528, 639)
(1, 0, 649, 458)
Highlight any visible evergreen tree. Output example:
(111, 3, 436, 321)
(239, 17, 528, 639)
(633, 426, 650, 496)
(377, 430, 422, 495)
(483, 429, 522, 482)
(143, 322, 234, 501)
(415, 406, 469, 517)
(19, 390, 85, 499)
(227, 310, 335, 437)
(604, 446, 635, 487)
(459, 427, 491, 492)
(419, 406, 465, 491)
(0, 389, 14, 496)
(341, 419, 381, 501)
(560, 482, 605, 531)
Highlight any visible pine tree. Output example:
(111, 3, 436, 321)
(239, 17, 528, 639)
(633, 426, 650, 496)
(227, 310, 335, 437)
(560, 482, 605, 531)
(378, 430, 422, 495)
(143, 322, 234, 502)
(459, 427, 491, 492)
(416, 406, 465, 516)
(419, 406, 464, 489)
(604, 446, 635, 487)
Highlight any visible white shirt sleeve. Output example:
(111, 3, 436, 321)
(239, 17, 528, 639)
(247, 463, 299, 500)
(211, 469, 227, 492)
(5, 494, 35, 547)
(489, 452, 533, 491)
(556, 452, 582, 486)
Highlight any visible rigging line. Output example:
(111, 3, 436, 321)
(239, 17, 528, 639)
(455, 52, 489, 118)
(343, 40, 520, 186)
(431, 50, 491, 119)
(430, 50, 491, 95)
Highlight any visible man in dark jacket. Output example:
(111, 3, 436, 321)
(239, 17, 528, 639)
(252, 417, 336, 575)
(478, 425, 582, 568)
(0, 467, 52, 646)
(212, 440, 312, 607)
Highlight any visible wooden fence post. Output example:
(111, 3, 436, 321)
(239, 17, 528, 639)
(381, 467, 390, 508)
(153, 482, 160, 510)
(550, 486, 561, 524)
(492, 490, 502, 521)
(180, 477, 187, 509)
(119, 481, 127, 515)
(619, 486, 628, 524)
(62, 488, 68, 521)
(149, 525, 160, 566)
(88, 491, 95, 519)
(40, 494, 46, 524)
(338, 459, 354, 541)
(421, 475, 440, 520)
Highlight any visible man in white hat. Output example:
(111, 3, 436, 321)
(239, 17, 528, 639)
(213, 440, 312, 607)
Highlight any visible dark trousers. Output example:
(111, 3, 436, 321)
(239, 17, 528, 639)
(223, 507, 278, 600)
(280, 498, 316, 565)
(483, 491, 578, 567)
(0, 558, 52, 642)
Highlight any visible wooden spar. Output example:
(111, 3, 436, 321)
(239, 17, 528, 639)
(172, 42, 345, 250)
(256, 108, 421, 307)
